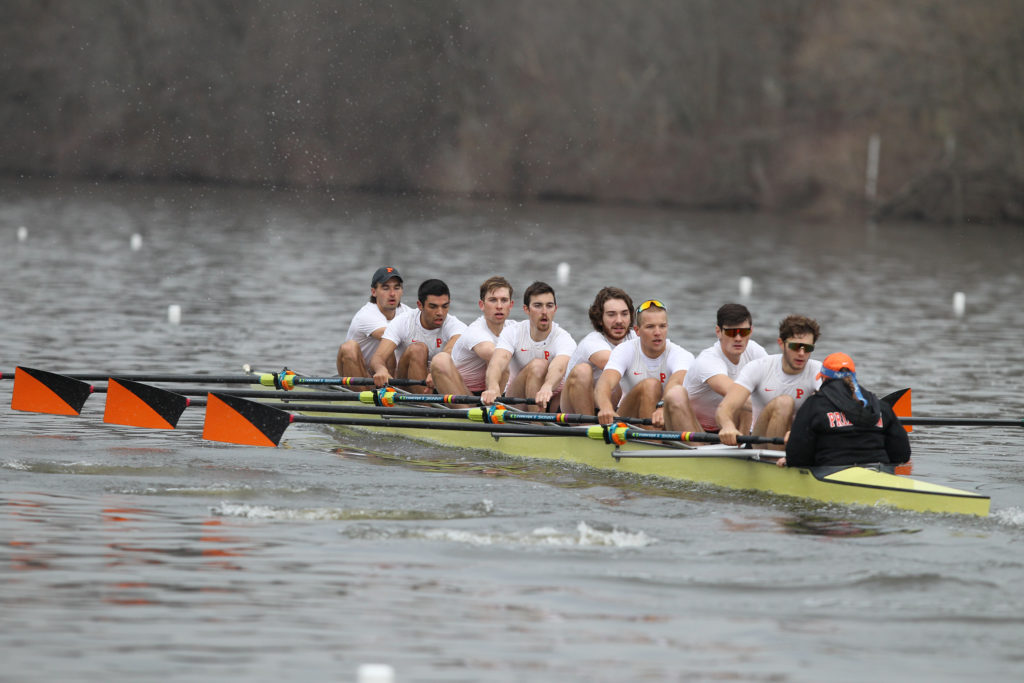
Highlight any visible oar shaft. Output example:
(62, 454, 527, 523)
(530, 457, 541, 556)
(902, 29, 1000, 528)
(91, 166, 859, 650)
(293, 414, 581, 437)
(902, 417, 1024, 427)
(0, 371, 425, 387)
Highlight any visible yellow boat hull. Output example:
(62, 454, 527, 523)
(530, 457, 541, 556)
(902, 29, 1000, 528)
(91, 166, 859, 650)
(262, 384, 990, 517)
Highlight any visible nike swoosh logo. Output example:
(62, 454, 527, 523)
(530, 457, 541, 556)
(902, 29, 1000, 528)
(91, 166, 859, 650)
(520, 348, 529, 352)
(764, 388, 775, 391)
(633, 371, 643, 375)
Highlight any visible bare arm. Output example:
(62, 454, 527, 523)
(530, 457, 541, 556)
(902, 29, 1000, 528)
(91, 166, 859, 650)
(534, 354, 571, 409)
(370, 339, 399, 387)
(587, 349, 612, 370)
(481, 348, 512, 405)
(471, 341, 497, 364)
(594, 368, 622, 425)
(705, 373, 734, 397)
(715, 383, 752, 446)
(441, 334, 461, 354)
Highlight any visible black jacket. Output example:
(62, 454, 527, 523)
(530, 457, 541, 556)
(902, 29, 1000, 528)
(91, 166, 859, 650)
(785, 378, 911, 468)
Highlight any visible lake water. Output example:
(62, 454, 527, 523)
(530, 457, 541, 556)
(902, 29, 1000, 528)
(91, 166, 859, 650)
(2, 179, 1023, 682)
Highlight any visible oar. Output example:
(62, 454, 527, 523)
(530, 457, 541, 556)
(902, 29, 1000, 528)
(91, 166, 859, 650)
(99, 380, 650, 431)
(1, 367, 425, 388)
(900, 417, 1023, 427)
(11, 368, 532, 417)
(466, 404, 653, 425)
(201, 394, 784, 448)
(879, 388, 1021, 428)
(101, 378, 485, 429)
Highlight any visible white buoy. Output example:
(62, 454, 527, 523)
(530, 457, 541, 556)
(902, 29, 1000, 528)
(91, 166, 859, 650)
(556, 261, 570, 285)
(167, 304, 182, 325)
(952, 292, 966, 317)
(130, 233, 143, 251)
(738, 276, 753, 298)
(17, 226, 28, 242)
(358, 664, 395, 683)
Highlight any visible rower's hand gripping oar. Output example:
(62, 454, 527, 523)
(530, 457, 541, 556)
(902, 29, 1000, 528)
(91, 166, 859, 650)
(266, 368, 425, 390)
(588, 422, 785, 446)
(468, 404, 653, 426)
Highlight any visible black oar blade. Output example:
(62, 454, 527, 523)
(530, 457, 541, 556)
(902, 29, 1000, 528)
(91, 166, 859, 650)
(11, 367, 93, 415)
(104, 379, 189, 429)
(202, 393, 291, 447)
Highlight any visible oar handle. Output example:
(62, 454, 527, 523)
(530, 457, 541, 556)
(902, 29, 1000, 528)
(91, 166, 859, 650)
(586, 424, 785, 446)
(357, 388, 535, 407)
(265, 375, 426, 388)
(467, 406, 651, 425)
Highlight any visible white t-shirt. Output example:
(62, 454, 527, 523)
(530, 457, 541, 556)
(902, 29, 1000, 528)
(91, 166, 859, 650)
(382, 308, 467, 361)
(734, 354, 823, 426)
(345, 301, 414, 364)
(684, 339, 767, 430)
(605, 337, 694, 403)
(495, 320, 576, 385)
(450, 316, 515, 390)
(563, 329, 637, 385)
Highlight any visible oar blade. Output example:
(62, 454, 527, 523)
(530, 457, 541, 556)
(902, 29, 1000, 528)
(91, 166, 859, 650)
(882, 388, 913, 433)
(202, 393, 291, 447)
(103, 379, 189, 429)
(11, 367, 93, 415)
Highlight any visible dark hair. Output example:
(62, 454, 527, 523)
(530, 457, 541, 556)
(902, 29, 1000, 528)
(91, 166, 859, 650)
(523, 281, 556, 307)
(479, 276, 513, 301)
(417, 279, 451, 304)
(717, 303, 752, 328)
(778, 314, 821, 343)
(589, 287, 634, 331)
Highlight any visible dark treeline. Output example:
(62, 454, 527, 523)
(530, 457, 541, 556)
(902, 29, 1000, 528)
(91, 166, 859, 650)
(2, 0, 1022, 223)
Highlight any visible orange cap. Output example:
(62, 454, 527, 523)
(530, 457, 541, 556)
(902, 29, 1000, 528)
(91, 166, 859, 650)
(818, 352, 855, 380)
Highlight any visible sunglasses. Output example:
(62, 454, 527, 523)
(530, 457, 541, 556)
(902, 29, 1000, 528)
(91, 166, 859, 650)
(786, 341, 815, 353)
(636, 299, 666, 315)
(721, 327, 752, 338)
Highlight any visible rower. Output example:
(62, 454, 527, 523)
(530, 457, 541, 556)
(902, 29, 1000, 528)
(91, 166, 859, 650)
(431, 276, 516, 401)
(336, 266, 411, 377)
(595, 299, 699, 430)
(369, 279, 467, 394)
(716, 314, 822, 451)
(481, 281, 576, 412)
(779, 352, 910, 468)
(682, 303, 767, 433)
(560, 287, 636, 415)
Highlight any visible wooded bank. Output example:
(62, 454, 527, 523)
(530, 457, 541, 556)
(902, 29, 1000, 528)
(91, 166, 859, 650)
(2, 1, 1022, 223)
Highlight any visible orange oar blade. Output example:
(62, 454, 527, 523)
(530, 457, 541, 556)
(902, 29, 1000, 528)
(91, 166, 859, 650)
(104, 379, 189, 429)
(11, 367, 93, 415)
(202, 393, 291, 447)
(886, 388, 913, 433)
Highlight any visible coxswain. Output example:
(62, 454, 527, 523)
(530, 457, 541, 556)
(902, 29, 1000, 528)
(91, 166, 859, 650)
(780, 352, 910, 468)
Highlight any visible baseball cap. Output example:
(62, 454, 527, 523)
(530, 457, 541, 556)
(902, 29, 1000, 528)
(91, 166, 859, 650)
(371, 266, 402, 287)
(817, 352, 855, 380)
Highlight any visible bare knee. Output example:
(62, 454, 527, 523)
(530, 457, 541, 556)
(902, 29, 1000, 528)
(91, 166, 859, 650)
(567, 364, 594, 389)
